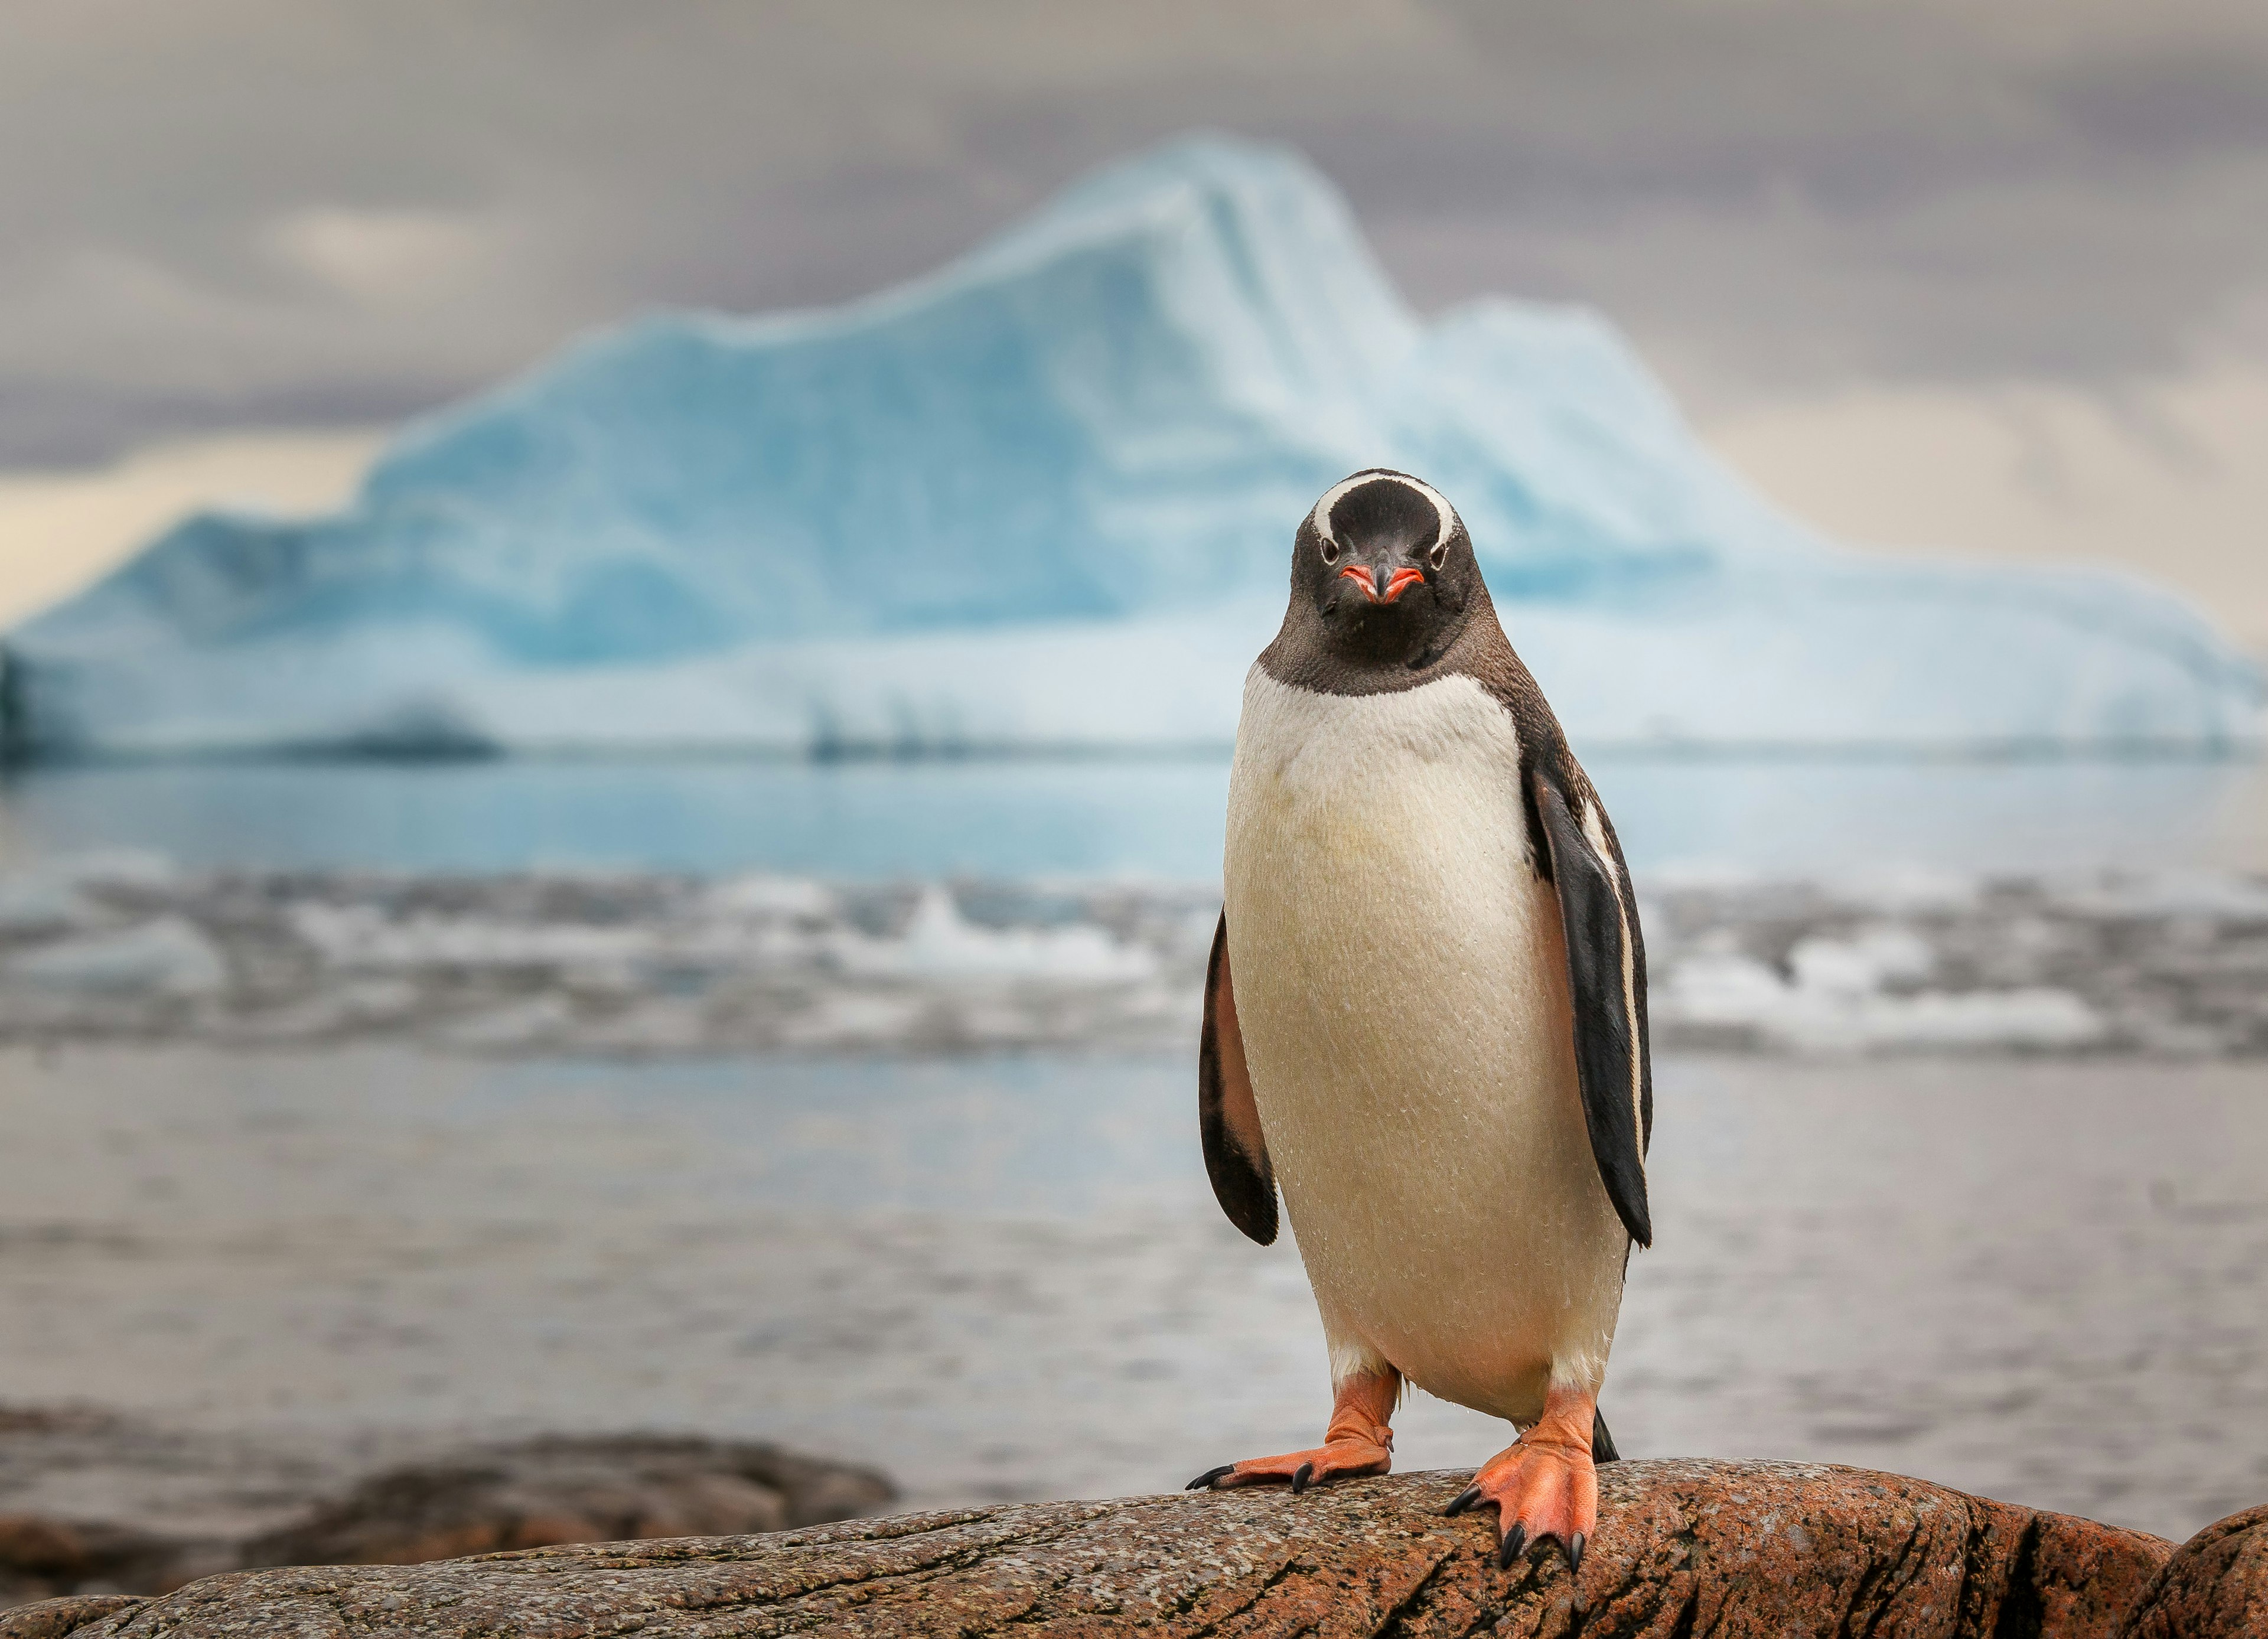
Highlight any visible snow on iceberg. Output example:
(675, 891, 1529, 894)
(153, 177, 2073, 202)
(5, 136, 2258, 755)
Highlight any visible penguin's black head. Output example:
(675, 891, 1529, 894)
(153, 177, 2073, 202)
(1286, 469, 1480, 673)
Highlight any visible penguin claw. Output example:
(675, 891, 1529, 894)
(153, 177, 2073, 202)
(1456, 1387, 1602, 1578)
(1442, 1484, 1483, 1517)
(1185, 1438, 1390, 1493)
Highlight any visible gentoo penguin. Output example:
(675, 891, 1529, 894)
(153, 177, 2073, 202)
(1188, 468, 1652, 1573)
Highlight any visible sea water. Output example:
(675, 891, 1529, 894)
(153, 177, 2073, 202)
(0, 1045, 2259, 1542)
(0, 753, 2262, 878)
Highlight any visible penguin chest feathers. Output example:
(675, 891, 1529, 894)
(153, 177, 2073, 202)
(1223, 662, 1563, 1087)
(1221, 663, 1624, 1412)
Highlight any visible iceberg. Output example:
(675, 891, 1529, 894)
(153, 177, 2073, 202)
(5, 136, 2259, 756)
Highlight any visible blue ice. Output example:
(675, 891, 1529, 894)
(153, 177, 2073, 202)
(6, 136, 2257, 756)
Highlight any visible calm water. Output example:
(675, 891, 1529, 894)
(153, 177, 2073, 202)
(0, 753, 2262, 878)
(1, 1045, 2261, 1541)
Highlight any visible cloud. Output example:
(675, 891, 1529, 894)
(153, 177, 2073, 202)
(1700, 363, 2268, 653)
(261, 207, 514, 306)
(1, 0, 2264, 462)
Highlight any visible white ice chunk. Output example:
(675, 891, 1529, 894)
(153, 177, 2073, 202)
(288, 902, 656, 971)
(1663, 947, 2106, 1053)
(1788, 927, 1936, 995)
(0, 875, 94, 935)
(8, 916, 227, 996)
(827, 888, 1156, 985)
(0, 850, 179, 935)
(706, 875, 839, 919)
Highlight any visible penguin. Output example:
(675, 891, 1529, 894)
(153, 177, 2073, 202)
(1187, 468, 1652, 1575)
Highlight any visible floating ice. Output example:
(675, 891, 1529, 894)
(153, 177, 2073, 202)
(1660, 945, 2107, 1054)
(1789, 926, 1937, 996)
(825, 887, 1158, 985)
(288, 901, 659, 973)
(7, 915, 229, 997)
(0, 873, 94, 936)
(4, 137, 2259, 755)
(707, 874, 839, 920)
(0, 859, 2256, 1057)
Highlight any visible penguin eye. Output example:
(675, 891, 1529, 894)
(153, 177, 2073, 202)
(1320, 539, 1340, 565)
(1428, 541, 1449, 571)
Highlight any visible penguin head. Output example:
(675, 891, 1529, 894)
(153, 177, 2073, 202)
(1288, 470, 1479, 670)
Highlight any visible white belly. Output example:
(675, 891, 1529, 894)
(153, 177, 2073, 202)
(1222, 664, 1627, 1420)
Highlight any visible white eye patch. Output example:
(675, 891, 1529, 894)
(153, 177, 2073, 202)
(1309, 471, 1456, 558)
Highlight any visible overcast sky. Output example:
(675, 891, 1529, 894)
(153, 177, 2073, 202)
(5, 0, 2267, 466)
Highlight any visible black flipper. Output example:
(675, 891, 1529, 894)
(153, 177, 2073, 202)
(1591, 1408, 1619, 1464)
(1199, 912, 1278, 1245)
(1531, 770, 1653, 1247)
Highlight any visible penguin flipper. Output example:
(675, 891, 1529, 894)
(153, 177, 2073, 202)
(1200, 911, 1278, 1244)
(1531, 768, 1654, 1247)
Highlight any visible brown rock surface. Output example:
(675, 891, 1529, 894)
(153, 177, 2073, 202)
(2116, 1501, 2268, 1639)
(0, 1432, 890, 1608)
(0, 1596, 145, 1639)
(4, 1458, 2236, 1639)
(0, 1516, 197, 1611)
(239, 1435, 893, 1569)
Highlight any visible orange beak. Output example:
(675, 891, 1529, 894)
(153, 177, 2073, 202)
(1338, 565, 1427, 604)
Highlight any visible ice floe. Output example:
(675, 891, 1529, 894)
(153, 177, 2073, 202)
(0, 860, 2254, 1057)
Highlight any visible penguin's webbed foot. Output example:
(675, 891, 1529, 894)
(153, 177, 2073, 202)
(1187, 1366, 1398, 1495)
(1457, 1383, 1599, 1575)
(1185, 1434, 1392, 1493)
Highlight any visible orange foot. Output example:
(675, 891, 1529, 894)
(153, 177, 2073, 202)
(1443, 1382, 1599, 1572)
(1188, 1366, 1397, 1494)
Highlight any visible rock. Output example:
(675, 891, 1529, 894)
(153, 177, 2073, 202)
(8, 1459, 2250, 1639)
(238, 1435, 894, 1569)
(2116, 1502, 2268, 1639)
(0, 1516, 187, 1610)
(0, 1406, 353, 1605)
(0, 1431, 891, 1609)
(0, 1596, 145, 1639)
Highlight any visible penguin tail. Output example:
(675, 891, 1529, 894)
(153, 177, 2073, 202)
(1591, 1408, 1620, 1465)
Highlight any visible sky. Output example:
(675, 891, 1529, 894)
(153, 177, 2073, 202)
(2, 0, 2264, 643)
